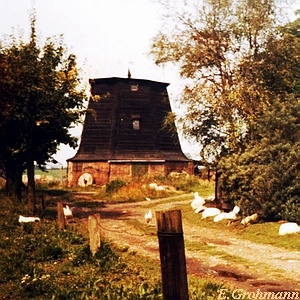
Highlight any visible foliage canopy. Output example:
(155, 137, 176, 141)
(0, 15, 86, 208)
(151, 0, 299, 221)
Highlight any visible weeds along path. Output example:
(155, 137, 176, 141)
(74, 195, 300, 293)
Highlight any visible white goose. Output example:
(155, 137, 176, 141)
(144, 210, 153, 225)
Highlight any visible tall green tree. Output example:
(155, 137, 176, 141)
(151, 0, 299, 220)
(0, 15, 86, 211)
(218, 18, 300, 221)
(151, 0, 290, 162)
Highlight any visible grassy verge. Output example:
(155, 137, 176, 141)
(0, 199, 160, 299)
(181, 202, 300, 251)
(2, 174, 297, 298)
(0, 190, 240, 300)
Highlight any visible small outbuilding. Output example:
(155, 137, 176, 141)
(67, 75, 193, 187)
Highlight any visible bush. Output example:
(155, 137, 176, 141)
(106, 179, 127, 194)
(218, 142, 299, 222)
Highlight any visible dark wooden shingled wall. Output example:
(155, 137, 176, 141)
(115, 79, 153, 151)
(77, 81, 116, 158)
(71, 77, 188, 161)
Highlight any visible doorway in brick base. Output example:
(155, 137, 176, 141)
(132, 163, 148, 179)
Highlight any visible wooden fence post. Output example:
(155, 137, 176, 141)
(88, 214, 101, 256)
(156, 210, 189, 300)
(40, 194, 45, 214)
(57, 201, 66, 230)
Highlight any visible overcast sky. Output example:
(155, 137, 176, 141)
(0, 0, 194, 166)
(1, 1, 297, 166)
(0, 0, 169, 79)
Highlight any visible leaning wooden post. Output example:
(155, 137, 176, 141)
(156, 210, 189, 300)
(40, 194, 45, 214)
(57, 201, 66, 230)
(88, 214, 101, 256)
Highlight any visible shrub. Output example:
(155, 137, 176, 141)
(106, 179, 127, 194)
(218, 142, 299, 222)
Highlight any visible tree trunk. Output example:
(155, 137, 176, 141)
(16, 162, 24, 201)
(5, 172, 19, 200)
(27, 157, 36, 214)
(215, 169, 221, 208)
(4, 156, 23, 202)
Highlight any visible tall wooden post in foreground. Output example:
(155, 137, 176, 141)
(156, 210, 189, 300)
(88, 214, 101, 256)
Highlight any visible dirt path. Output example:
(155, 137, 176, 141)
(74, 196, 300, 294)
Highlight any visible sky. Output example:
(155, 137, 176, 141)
(1, 1, 298, 166)
(0, 0, 199, 166)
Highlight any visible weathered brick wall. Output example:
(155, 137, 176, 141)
(67, 161, 109, 187)
(67, 161, 76, 187)
(109, 163, 131, 182)
(165, 161, 194, 175)
(89, 162, 110, 185)
(67, 161, 193, 187)
(149, 163, 165, 178)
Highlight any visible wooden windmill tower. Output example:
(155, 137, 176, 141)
(67, 74, 192, 187)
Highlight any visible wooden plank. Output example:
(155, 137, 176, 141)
(156, 210, 189, 300)
(88, 214, 101, 256)
(57, 201, 66, 230)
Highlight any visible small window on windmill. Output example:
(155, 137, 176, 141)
(131, 84, 139, 92)
(131, 114, 141, 130)
(132, 119, 140, 130)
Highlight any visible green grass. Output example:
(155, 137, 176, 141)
(0, 195, 162, 299)
(35, 167, 66, 176)
(2, 176, 298, 299)
(180, 201, 300, 251)
(235, 222, 300, 251)
(141, 195, 300, 253)
(0, 188, 241, 300)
